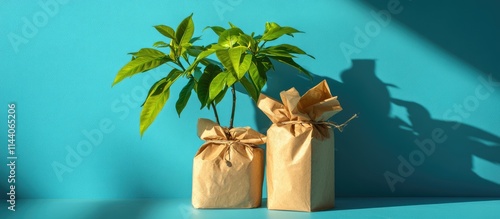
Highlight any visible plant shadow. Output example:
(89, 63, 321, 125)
(249, 59, 500, 209)
(359, 0, 500, 81)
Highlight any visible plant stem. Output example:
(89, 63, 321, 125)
(228, 85, 236, 129)
(177, 60, 221, 125)
(211, 102, 221, 126)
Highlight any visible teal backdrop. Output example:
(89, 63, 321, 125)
(1, 0, 500, 201)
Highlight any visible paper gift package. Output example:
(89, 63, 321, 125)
(192, 118, 266, 208)
(257, 80, 343, 212)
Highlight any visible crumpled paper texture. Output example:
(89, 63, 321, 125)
(257, 80, 342, 212)
(192, 118, 266, 208)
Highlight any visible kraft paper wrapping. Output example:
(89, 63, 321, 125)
(192, 118, 266, 208)
(257, 80, 342, 212)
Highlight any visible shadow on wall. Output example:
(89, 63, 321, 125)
(255, 59, 500, 197)
(359, 0, 500, 81)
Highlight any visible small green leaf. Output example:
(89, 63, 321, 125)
(269, 56, 311, 78)
(197, 64, 222, 108)
(176, 78, 195, 116)
(199, 58, 220, 67)
(214, 86, 228, 104)
(218, 28, 244, 48)
(113, 54, 170, 86)
(186, 46, 203, 57)
(228, 46, 247, 75)
(139, 78, 171, 136)
(176, 14, 194, 45)
(228, 22, 238, 28)
(226, 71, 237, 86)
(141, 77, 167, 106)
(154, 25, 176, 41)
(204, 26, 225, 36)
(238, 54, 252, 79)
(209, 72, 227, 101)
(238, 34, 255, 49)
(258, 48, 296, 58)
(264, 44, 315, 58)
(264, 22, 281, 34)
(134, 48, 168, 58)
(189, 36, 202, 43)
(165, 68, 184, 84)
(215, 49, 235, 73)
(261, 22, 302, 41)
(248, 61, 267, 93)
(185, 48, 217, 74)
(196, 48, 217, 61)
(152, 41, 170, 48)
(240, 76, 259, 102)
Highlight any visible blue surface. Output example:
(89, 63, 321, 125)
(1, 0, 500, 203)
(3, 198, 500, 219)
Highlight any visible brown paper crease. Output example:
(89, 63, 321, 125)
(257, 80, 342, 212)
(192, 118, 266, 208)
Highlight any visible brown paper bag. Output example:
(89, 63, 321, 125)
(192, 118, 266, 208)
(257, 80, 344, 212)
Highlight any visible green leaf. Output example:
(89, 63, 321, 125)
(141, 77, 166, 106)
(226, 71, 237, 87)
(186, 46, 204, 57)
(261, 22, 302, 41)
(268, 56, 311, 78)
(139, 69, 183, 128)
(204, 26, 226, 36)
(154, 25, 176, 41)
(199, 58, 220, 67)
(152, 41, 170, 48)
(218, 27, 244, 48)
(176, 14, 194, 45)
(248, 61, 267, 93)
(258, 48, 296, 58)
(238, 33, 255, 49)
(197, 64, 222, 108)
(215, 49, 235, 73)
(165, 68, 184, 84)
(189, 36, 202, 43)
(209, 72, 227, 101)
(185, 48, 217, 75)
(139, 78, 170, 136)
(196, 48, 217, 61)
(193, 67, 203, 81)
(134, 48, 168, 58)
(264, 22, 281, 34)
(213, 86, 228, 104)
(240, 76, 259, 102)
(228, 46, 247, 76)
(176, 78, 195, 116)
(228, 22, 238, 29)
(238, 54, 252, 78)
(264, 44, 315, 58)
(113, 54, 170, 86)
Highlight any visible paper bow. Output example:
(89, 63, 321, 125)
(258, 80, 343, 124)
(197, 118, 266, 145)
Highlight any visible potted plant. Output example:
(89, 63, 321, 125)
(112, 14, 313, 208)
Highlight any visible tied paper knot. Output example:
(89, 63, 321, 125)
(205, 140, 255, 167)
(198, 118, 267, 167)
(278, 113, 358, 132)
(258, 80, 356, 138)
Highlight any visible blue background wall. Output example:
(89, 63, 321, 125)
(1, 0, 499, 200)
